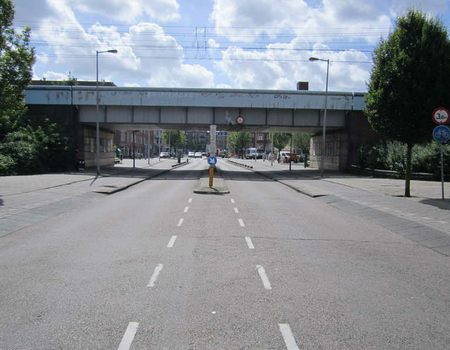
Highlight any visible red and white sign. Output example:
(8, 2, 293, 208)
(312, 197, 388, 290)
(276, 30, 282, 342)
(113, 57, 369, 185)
(236, 116, 244, 125)
(432, 107, 450, 125)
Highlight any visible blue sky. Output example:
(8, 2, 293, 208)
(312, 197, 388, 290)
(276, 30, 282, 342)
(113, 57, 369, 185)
(12, 0, 450, 92)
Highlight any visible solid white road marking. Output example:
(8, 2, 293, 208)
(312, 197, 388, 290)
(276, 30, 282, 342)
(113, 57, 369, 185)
(117, 322, 139, 350)
(177, 218, 184, 227)
(245, 237, 255, 249)
(238, 219, 245, 227)
(184, 206, 189, 213)
(279, 324, 300, 350)
(147, 264, 164, 287)
(256, 265, 272, 290)
(231, 198, 235, 204)
(167, 236, 177, 248)
(234, 207, 239, 213)
(188, 198, 193, 203)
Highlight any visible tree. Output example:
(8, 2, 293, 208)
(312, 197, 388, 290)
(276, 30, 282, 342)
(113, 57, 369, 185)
(365, 9, 450, 197)
(228, 131, 251, 157)
(0, 0, 35, 138)
(292, 133, 311, 153)
(162, 130, 187, 154)
(273, 133, 291, 152)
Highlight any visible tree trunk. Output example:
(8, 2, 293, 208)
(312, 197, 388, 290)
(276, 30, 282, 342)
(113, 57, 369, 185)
(405, 143, 413, 197)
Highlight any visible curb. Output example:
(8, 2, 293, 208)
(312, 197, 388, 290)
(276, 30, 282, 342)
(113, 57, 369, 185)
(193, 167, 230, 195)
(227, 160, 253, 169)
(226, 161, 328, 198)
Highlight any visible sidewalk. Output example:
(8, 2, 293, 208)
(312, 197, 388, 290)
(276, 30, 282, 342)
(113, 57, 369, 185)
(0, 158, 181, 237)
(227, 158, 450, 256)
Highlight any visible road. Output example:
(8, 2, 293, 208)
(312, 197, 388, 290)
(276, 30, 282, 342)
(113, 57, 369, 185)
(1, 158, 450, 349)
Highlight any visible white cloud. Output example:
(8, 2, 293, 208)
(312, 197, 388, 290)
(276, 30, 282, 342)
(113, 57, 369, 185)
(211, 0, 310, 42)
(215, 40, 370, 91)
(20, 1, 215, 88)
(43, 71, 69, 80)
(208, 39, 220, 48)
(216, 84, 233, 89)
(63, 0, 180, 23)
(124, 83, 141, 87)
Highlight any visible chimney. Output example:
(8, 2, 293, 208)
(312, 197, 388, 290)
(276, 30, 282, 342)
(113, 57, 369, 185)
(297, 81, 309, 90)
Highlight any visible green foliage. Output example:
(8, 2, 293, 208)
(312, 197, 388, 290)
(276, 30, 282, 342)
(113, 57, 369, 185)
(364, 9, 450, 195)
(162, 131, 187, 152)
(0, 0, 35, 137)
(358, 140, 450, 178)
(365, 10, 450, 145)
(273, 133, 291, 151)
(0, 120, 72, 175)
(292, 133, 311, 152)
(228, 132, 251, 152)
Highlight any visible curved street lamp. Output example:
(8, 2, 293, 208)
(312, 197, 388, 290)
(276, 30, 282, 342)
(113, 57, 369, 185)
(309, 56, 329, 178)
(96, 49, 118, 175)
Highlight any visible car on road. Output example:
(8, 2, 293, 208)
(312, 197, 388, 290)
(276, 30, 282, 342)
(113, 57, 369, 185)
(195, 152, 202, 158)
(159, 152, 169, 158)
(188, 151, 195, 157)
(280, 151, 299, 163)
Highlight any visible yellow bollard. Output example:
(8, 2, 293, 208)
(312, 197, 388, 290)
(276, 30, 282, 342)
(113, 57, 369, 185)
(209, 166, 214, 187)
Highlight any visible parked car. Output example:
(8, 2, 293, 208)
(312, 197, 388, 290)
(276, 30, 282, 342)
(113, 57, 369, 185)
(280, 151, 299, 163)
(195, 152, 202, 158)
(159, 151, 169, 158)
(188, 151, 195, 157)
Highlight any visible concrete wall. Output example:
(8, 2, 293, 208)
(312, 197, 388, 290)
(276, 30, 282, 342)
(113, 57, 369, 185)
(81, 127, 115, 168)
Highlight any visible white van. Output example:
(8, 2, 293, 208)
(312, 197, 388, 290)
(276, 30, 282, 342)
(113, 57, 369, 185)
(245, 148, 258, 159)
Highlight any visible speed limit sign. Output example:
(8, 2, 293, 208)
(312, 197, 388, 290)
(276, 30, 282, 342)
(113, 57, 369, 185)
(236, 116, 244, 125)
(432, 107, 450, 125)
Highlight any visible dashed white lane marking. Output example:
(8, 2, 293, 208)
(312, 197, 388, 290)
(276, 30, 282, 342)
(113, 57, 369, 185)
(245, 237, 255, 249)
(231, 198, 235, 204)
(188, 198, 192, 203)
(147, 264, 164, 288)
(184, 206, 189, 213)
(256, 265, 272, 290)
(167, 236, 177, 248)
(279, 324, 300, 350)
(234, 207, 239, 213)
(439, 221, 447, 224)
(421, 217, 431, 220)
(117, 322, 139, 350)
(238, 219, 245, 227)
(177, 218, 184, 227)
(406, 213, 416, 216)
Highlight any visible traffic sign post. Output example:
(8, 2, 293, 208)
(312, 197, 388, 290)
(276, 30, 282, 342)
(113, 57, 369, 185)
(207, 156, 217, 187)
(432, 108, 450, 200)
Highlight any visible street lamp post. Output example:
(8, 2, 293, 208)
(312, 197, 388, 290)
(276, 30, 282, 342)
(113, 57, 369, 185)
(96, 49, 118, 175)
(309, 56, 329, 178)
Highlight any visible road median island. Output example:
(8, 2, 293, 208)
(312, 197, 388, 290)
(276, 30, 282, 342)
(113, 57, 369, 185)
(194, 166, 230, 194)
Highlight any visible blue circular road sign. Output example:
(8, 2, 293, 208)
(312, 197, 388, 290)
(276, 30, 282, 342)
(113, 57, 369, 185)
(207, 156, 217, 166)
(433, 125, 450, 143)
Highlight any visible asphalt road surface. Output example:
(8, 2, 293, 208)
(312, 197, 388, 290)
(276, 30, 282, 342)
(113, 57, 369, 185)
(1, 158, 450, 349)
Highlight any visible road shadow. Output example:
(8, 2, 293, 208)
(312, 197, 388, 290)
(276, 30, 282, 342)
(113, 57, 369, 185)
(0, 197, 3, 206)
(419, 198, 450, 211)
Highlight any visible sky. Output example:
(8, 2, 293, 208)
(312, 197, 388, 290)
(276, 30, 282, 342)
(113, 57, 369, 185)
(11, 0, 450, 92)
